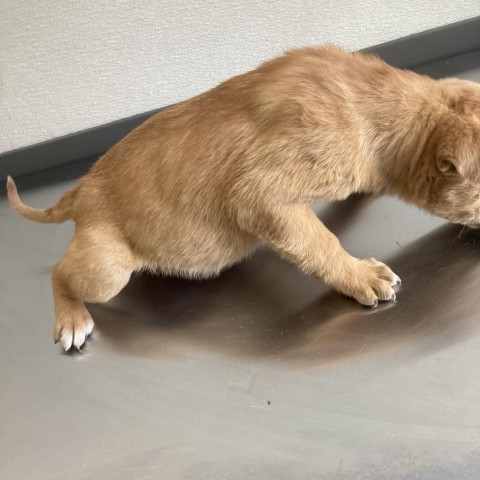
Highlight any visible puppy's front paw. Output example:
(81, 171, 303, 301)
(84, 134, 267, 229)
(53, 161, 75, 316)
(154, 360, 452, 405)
(54, 309, 94, 351)
(342, 258, 400, 308)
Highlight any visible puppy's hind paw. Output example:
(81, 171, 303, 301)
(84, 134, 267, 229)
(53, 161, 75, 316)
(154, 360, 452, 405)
(54, 312, 94, 351)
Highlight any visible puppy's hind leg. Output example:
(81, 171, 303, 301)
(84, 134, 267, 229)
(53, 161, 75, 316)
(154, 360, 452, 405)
(52, 226, 137, 351)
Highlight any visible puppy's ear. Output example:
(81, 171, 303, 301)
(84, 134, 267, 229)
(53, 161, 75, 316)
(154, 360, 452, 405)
(436, 157, 459, 176)
(433, 112, 480, 180)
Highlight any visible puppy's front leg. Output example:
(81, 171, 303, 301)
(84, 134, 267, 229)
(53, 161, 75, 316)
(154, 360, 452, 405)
(242, 205, 400, 307)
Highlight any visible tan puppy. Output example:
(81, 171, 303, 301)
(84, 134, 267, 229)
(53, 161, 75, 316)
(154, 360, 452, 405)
(7, 46, 480, 351)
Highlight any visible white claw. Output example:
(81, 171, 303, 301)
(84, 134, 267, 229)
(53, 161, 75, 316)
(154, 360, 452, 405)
(85, 319, 94, 337)
(73, 329, 86, 350)
(60, 330, 73, 351)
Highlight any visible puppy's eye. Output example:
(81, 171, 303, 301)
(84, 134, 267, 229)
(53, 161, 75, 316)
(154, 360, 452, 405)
(437, 158, 458, 175)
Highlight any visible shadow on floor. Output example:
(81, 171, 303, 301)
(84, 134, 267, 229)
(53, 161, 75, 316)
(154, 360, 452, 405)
(88, 197, 480, 366)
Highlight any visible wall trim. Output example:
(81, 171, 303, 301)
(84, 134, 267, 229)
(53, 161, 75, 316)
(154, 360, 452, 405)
(1, 15, 479, 180)
(362, 15, 480, 68)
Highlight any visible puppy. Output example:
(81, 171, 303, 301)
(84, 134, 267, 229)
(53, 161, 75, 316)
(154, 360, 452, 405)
(7, 46, 480, 351)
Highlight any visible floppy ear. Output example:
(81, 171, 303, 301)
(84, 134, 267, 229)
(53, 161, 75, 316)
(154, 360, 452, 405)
(433, 112, 480, 180)
(436, 157, 459, 176)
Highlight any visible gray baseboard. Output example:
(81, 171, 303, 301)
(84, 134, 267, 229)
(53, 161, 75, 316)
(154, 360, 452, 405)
(1, 15, 479, 181)
(362, 15, 480, 68)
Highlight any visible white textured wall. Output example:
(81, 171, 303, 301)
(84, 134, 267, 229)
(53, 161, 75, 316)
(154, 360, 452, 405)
(1, 0, 479, 154)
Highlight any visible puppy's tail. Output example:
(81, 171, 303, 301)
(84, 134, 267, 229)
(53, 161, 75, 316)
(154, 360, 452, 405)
(6, 176, 76, 224)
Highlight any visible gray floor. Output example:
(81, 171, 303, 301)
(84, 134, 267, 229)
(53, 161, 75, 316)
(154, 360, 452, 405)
(2, 50, 480, 480)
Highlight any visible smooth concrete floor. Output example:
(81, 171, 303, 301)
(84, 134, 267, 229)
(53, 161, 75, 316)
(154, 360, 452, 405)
(1, 50, 480, 479)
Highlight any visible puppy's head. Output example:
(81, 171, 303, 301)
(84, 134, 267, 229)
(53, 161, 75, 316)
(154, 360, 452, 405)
(403, 80, 480, 227)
